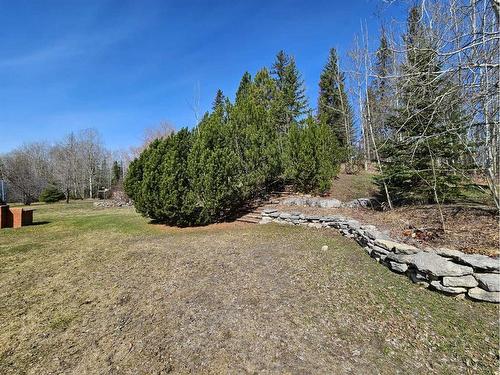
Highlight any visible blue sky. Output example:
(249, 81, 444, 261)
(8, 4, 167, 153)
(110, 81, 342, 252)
(0, 0, 406, 153)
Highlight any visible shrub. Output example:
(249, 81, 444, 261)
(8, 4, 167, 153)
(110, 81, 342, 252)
(39, 185, 65, 203)
(284, 116, 341, 194)
(125, 71, 342, 226)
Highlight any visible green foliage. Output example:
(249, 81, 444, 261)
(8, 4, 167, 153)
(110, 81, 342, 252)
(39, 185, 65, 203)
(186, 111, 242, 225)
(111, 161, 122, 186)
(379, 6, 469, 205)
(271, 50, 309, 133)
(284, 116, 341, 193)
(212, 89, 225, 111)
(124, 130, 193, 225)
(317, 48, 354, 151)
(126, 53, 342, 226)
(235, 72, 252, 104)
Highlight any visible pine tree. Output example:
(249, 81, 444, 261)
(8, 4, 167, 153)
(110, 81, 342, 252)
(271, 50, 308, 132)
(111, 160, 122, 186)
(158, 128, 193, 225)
(212, 89, 225, 111)
(317, 48, 354, 152)
(186, 109, 242, 225)
(230, 71, 281, 196)
(124, 138, 164, 218)
(235, 72, 252, 104)
(380, 6, 468, 204)
(284, 116, 340, 193)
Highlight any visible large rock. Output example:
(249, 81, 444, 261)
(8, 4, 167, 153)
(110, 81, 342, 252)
(307, 222, 323, 229)
(374, 239, 419, 254)
(280, 197, 342, 208)
(430, 281, 467, 294)
(434, 247, 464, 259)
(281, 197, 306, 206)
(315, 198, 342, 208)
(409, 252, 474, 277)
(389, 261, 408, 273)
(259, 217, 273, 225)
(442, 275, 478, 288)
(474, 273, 500, 292)
(468, 287, 500, 303)
(385, 252, 414, 264)
(455, 254, 500, 273)
(434, 248, 499, 273)
(343, 197, 379, 209)
(262, 208, 277, 214)
(346, 220, 361, 229)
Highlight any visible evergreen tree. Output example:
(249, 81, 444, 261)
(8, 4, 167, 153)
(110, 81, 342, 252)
(212, 89, 225, 111)
(380, 6, 468, 204)
(125, 54, 345, 226)
(271, 50, 308, 132)
(158, 128, 193, 225)
(230, 71, 281, 196)
(124, 138, 163, 218)
(39, 185, 65, 203)
(317, 48, 353, 151)
(284, 116, 341, 193)
(186, 109, 242, 225)
(111, 160, 122, 186)
(235, 72, 252, 104)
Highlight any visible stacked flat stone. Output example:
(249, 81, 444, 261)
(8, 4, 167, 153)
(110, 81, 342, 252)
(279, 196, 378, 209)
(260, 209, 500, 303)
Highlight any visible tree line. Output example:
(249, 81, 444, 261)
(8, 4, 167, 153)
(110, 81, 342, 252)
(127, 0, 498, 228)
(0, 129, 124, 204)
(125, 50, 353, 225)
(350, 0, 499, 210)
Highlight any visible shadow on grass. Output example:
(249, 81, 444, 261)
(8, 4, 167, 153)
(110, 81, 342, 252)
(31, 221, 50, 226)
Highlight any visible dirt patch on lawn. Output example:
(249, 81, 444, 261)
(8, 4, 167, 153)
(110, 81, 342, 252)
(277, 203, 499, 256)
(153, 220, 251, 233)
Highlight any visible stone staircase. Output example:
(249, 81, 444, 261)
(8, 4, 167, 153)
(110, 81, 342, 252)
(234, 190, 294, 224)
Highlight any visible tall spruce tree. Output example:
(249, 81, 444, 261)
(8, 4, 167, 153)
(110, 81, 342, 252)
(235, 72, 252, 104)
(212, 89, 225, 111)
(317, 48, 353, 152)
(271, 50, 308, 132)
(380, 6, 468, 204)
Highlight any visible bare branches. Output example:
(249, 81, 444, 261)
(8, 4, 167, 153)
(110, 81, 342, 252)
(348, 0, 498, 208)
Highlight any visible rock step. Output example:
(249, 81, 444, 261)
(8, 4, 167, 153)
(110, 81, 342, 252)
(235, 217, 260, 224)
(240, 213, 261, 219)
(235, 210, 263, 224)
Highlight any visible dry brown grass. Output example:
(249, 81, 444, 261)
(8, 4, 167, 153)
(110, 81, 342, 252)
(0, 202, 498, 374)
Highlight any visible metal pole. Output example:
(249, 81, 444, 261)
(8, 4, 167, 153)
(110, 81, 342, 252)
(0, 180, 5, 204)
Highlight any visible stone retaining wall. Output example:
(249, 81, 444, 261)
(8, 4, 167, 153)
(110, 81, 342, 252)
(260, 209, 500, 303)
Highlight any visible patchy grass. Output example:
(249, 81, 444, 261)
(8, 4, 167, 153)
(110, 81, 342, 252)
(329, 171, 379, 201)
(0, 201, 498, 374)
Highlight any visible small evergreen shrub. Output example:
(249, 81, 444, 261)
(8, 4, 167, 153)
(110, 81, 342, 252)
(39, 185, 65, 203)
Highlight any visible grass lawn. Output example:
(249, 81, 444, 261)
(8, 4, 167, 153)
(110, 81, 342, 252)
(0, 202, 498, 374)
